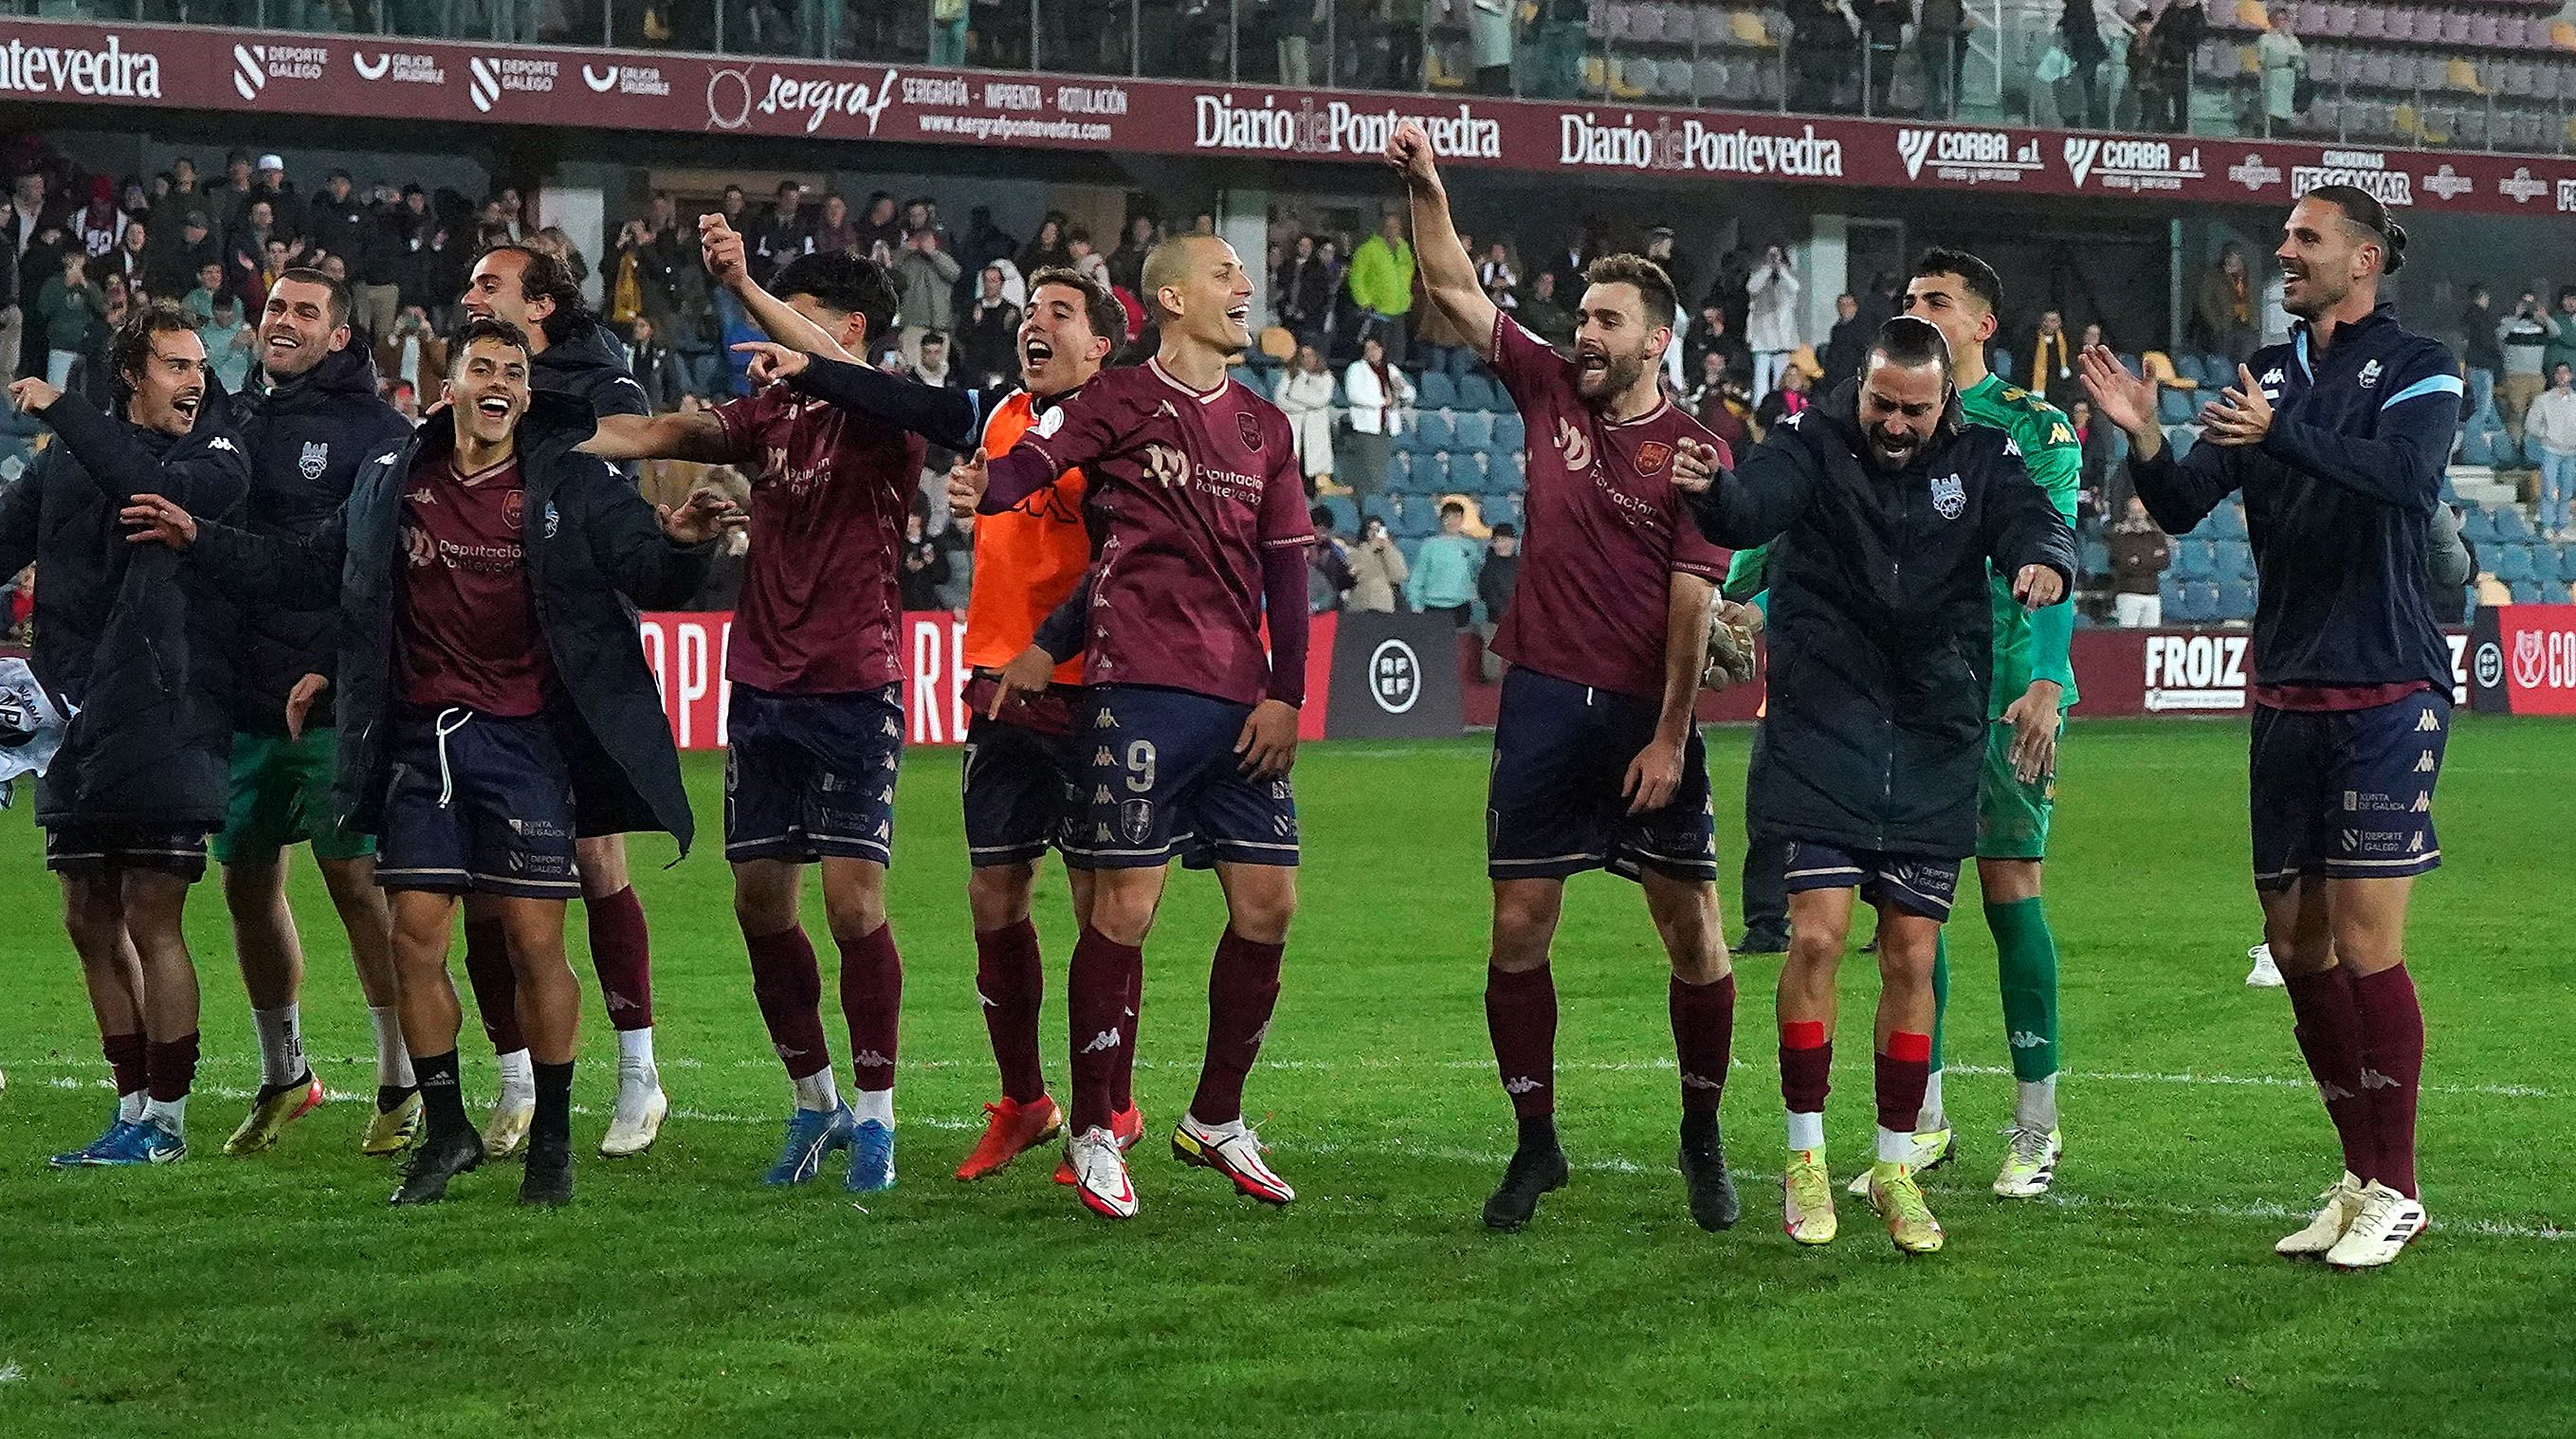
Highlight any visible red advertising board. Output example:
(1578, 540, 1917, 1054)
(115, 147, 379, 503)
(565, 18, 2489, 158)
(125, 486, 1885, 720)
(2467, 604, 2576, 715)
(12, 17, 2576, 216)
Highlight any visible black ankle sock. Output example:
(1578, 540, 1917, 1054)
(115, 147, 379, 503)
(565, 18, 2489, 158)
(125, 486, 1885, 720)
(415, 1050, 469, 1136)
(1681, 1110, 1721, 1150)
(532, 1060, 575, 1149)
(1515, 1113, 1560, 1154)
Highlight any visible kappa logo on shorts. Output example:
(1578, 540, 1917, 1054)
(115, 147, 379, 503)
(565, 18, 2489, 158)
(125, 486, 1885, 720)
(2415, 708, 2441, 732)
(1929, 473, 1966, 520)
(1120, 798, 1154, 844)
(1236, 411, 1264, 450)
(299, 440, 328, 481)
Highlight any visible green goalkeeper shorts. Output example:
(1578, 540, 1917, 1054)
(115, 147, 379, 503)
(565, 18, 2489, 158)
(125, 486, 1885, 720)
(1975, 716, 2061, 862)
(214, 728, 375, 865)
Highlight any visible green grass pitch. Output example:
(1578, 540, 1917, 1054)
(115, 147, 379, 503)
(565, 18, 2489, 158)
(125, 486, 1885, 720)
(0, 719, 2569, 1437)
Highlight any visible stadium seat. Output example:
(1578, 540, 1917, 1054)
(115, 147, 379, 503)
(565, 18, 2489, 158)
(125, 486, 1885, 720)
(2512, 579, 2551, 604)
(2494, 506, 2536, 542)
(2216, 538, 2256, 580)
(2158, 388, 2196, 426)
(2169, 537, 2213, 580)
(2462, 505, 2502, 543)
(2209, 503, 2247, 539)
(2556, 545, 2576, 583)
(1386, 450, 1415, 493)
(2494, 545, 2538, 583)
(2159, 573, 2187, 611)
(1321, 494, 1360, 535)
(1489, 449, 1526, 490)
(1456, 373, 1503, 411)
(1409, 412, 1454, 455)
(2217, 579, 2257, 620)
(1451, 410, 1495, 451)
(2165, 426, 2199, 459)
(1417, 371, 1459, 410)
(2080, 537, 2110, 577)
(2169, 353, 2211, 389)
(1493, 412, 1526, 451)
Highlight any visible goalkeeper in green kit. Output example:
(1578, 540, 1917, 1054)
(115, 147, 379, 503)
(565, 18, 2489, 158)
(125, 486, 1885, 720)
(1733, 246, 2079, 1198)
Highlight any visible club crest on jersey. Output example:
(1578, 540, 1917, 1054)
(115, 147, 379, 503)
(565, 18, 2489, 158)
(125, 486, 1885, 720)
(1929, 473, 1965, 519)
(502, 489, 524, 532)
(1635, 440, 1672, 474)
(1119, 798, 1154, 844)
(1236, 411, 1264, 450)
(2358, 359, 2382, 390)
(541, 501, 560, 538)
(299, 440, 328, 481)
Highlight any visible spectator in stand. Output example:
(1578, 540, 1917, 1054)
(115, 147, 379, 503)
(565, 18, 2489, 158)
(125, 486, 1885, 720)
(1108, 214, 1159, 297)
(247, 155, 299, 242)
(1345, 515, 1409, 613)
(1685, 301, 1753, 385)
(931, 0, 970, 64)
(2459, 283, 2502, 401)
(854, 191, 902, 259)
(1517, 268, 1575, 351)
(306, 169, 369, 269)
(1308, 506, 1355, 613)
(1920, 0, 1972, 118)
(103, 222, 150, 296)
(958, 265, 1021, 388)
(2499, 290, 2550, 441)
(1278, 344, 1339, 494)
(180, 261, 227, 324)
(2525, 361, 2576, 540)
(1788, 0, 1859, 113)
(750, 181, 813, 282)
(1478, 521, 1521, 624)
(1687, 351, 1756, 457)
(2057, 0, 2115, 127)
(1464, 0, 1515, 92)
(1819, 292, 1869, 384)
(2542, 288, 2576, 395)
(1274, 233, 1327, 340)
(197, 288, 255, 392)
(629, 317, 689, 412)
(1754, 358, 1815, 434)
(1405, 501, 1483, 626)
(1348, 211, 1416, 366)
(228, 199, 280, 306)
(809, 192, 859, 258)
(901, 196, 951, 250)
(1341, 334, 1413, 501)
(200, 151, 256, 244)
(1861, 0, 1910, 112)
(2193, 244, 2257, 364)
(34, 247, 98, 387)
(73, 179, 124, 263)
(900, 508, 953, 612)
(1745, 244, 1802, 402)
(345, 185, 406, 343)
(954, 206, 1017, 298)
(2107, 496, 2171, 627)
(2024, 308, 2076, 403)
(893, 226, 960, 369)
(2140, 0, 2205, 134)
(2256, 6, 2306, 131)
(1477, 242, 1520, 314)
(1018, 211, 1074, 278)
(150, 207, 222, 303)
(914, 330, 955, 392)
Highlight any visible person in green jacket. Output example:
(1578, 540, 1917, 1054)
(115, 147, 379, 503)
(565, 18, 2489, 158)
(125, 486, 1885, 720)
(2541, 286, 2576, 386)
(1404, 500, 1482, 624)
(34, 248, 102, 389)
(1346, 211, 1416, 365)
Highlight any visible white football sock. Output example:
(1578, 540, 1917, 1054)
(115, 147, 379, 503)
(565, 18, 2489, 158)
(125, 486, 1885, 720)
(144, 1094, 187, 1136)
(792, 1068, 841, 1114)
(118, 1090, 146, 1123)
(1785, 1109, 1825, 1153)
(368, 1006, 414, 1090)
(615, 1026, 656, 1074)
(1186, 1112, 1247, 1138)
(1875, 1125, 1915, 1166)
(2016, 1074, 2059, 1131)
(252, 1003, 305, 1089)
(496, 1048, 534, 1100)
(851, 1087, 894, 1127)
(1915, 1067, 1946, 1134)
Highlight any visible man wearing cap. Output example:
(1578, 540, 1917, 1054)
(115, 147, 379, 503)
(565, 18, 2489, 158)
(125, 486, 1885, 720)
(248, 156, 298, 246)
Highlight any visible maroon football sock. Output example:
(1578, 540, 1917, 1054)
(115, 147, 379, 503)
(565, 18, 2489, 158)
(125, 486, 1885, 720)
(835, 923, 903, 1095)
(1485, 964, 1558, 1120)
(2285, 967, 2378, 1183)
(1874, 1029, 1932, 1137)
(742, 922, 831, 1082)
(102, 1030, 146, 1100)
(1068, 927, 1142, 1134)
(1189, 930, 1285, 1127)
(145, 1030, 200, 1103)
(582, 884, 655, 1031)
(1779, 1018, 1832, 1118)
(461, 917, 524, 1053)
(1109, 939, 1143, 1115)
(975, 919, 1049, 1104)
(2352, 964, 2426, 1198)
(1670, 974, 1736, 1116)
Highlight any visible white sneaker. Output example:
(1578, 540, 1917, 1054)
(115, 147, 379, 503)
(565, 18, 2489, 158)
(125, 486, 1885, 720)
(1992, 1124, 2064, 1198)
(2246, 943, 2284, 988)
(482, 1088, 535, 1160)
(2275, 1170, 2366, 1257)
(1172, 1113, 1296, 1204)
(598, 1067, 668, 1157)
(2325, 1182, 2428, 1269)
(1847, 1127, 1952, 1195)
(1068, 1125, 1138, 1220)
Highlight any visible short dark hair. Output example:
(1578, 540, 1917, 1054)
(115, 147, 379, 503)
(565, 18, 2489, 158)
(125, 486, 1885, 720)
(1580, 254, 1679, 332)
(449, 313, 532, 362)
(1027, 264, 1125, 348)
(772, 249, 900, 345)
(776, 179, 801, 196)
(1489, 521, 1518, 538)
(273, 264, 352, 328)
(1869, 314, 1954, 382)
(479, 243, 592, 339)
(1910, 246, 2002, 316)
(112, 301, 200, 392)
(1310, 504, 1335, 526)
(1439, 500, 1467, 518)
(920, 330, 948, 349)
(2301, 183, 2408, 276)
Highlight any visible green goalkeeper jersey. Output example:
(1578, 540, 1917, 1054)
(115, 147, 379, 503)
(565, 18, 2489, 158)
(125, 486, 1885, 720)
(1717, 373, 2081, 719)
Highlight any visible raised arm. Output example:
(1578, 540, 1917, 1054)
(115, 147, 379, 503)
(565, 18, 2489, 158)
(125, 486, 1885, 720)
(2243, 354, 2457, 513)
(573, 456, 726, 609)
(126, 490, 353, 610)
(729, 344, 992, 452)
(2078, 343, 2239, 535)
(702, 212, 856, 362)
(17, 384, 249, 514)
(1382, 122, 1500, 356)
(583, 408, 735, 463)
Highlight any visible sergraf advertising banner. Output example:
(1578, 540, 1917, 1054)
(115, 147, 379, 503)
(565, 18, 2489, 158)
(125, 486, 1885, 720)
(19, 19, 2576, 214)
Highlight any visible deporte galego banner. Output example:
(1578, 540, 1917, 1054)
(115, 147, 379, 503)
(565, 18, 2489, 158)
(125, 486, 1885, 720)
(20, 17, 2576, 215)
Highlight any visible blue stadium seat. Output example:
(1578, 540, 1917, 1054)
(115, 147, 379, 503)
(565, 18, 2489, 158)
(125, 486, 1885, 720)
(1412, 451, 1451, 491)
(1409, 412, 1453, 454)
(1385, 450, 1414, 493)
(2165, 583, 2203, 625)
(2168, 538, 2214, 580)
(2169, 353, 2210, 389)
(1392, 497, 1433, 539)
(1489, 449, 1526, 491)
(2216, 579, 2256, 621)
(2214, 538, 2256, 580)
(2494, 545, 2538, 584)
(2462, 505, 2501, 544)
(2201, 355, 2233, 385)
(2157, 388, 2196, 426)
(1416, 371, 1459, 410)
(2512, 579, 2550, 604)
(2079, 537, 2110, 576)
(1448, 451, 1489, 487)
(1451, 410, 1496, 451)
(2165, 426, 2198, 459)
(2209, 503, 2247, 539)
(1320, 494, 1359, 534)
(1493, 412, 1526, 451)
(2555, 544, 2576, 584)
(2458, 429, 2496, 467)
(2494, 506, 2536, 542)
(1453, 373, 1500, 411)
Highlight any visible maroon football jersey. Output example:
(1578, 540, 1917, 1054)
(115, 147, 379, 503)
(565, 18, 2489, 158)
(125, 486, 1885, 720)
(395, 453, 555, 716)
(712, 382, 928, 695)
(1488, 315, 1728, 700)
(986, 358, 1308, 707)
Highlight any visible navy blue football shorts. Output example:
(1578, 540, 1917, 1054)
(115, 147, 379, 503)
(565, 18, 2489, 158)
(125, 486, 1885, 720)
(725, 683, 904, 866)
(962, 704, 1088, 869)
(1781, 841, 1963, 923)
(2250, 688, 2447, 893)
(1486, 666, 1720, 884)
(1061, 684, 1299, 870)
(376, 706, 578, 900)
